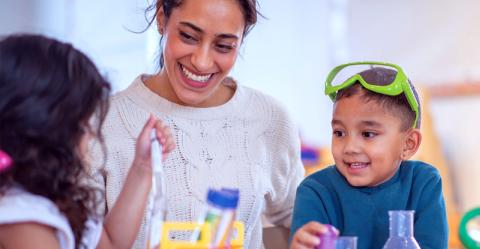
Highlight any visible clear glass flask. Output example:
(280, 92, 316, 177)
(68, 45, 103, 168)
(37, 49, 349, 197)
(382, 210, 421, 249)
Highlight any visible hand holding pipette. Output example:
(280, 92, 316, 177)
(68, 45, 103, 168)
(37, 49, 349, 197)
(133, 115, 175, 172)
(144, 115, 175, 249)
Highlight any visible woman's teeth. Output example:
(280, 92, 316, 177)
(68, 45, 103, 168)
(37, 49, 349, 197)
(181, 65, 212, 83)
(349, 162, 368, 169)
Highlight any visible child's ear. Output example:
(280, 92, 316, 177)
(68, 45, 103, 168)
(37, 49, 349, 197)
(156, 7, 166, 35)
(401, 129, 422, 160)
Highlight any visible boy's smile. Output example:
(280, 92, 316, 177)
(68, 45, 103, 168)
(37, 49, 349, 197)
(331, 93, 409, 187)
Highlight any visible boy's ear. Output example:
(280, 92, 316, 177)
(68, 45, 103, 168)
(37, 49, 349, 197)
(156, 7, 166, 35)
(401, 129, 422, 160)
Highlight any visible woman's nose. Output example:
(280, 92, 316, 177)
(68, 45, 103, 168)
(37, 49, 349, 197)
(191, 45, 214, 72)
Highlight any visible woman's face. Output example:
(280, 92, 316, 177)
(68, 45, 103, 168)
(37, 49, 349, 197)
(157, 0, 245, 107)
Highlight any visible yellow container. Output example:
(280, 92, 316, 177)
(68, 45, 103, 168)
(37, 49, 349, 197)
(159, 221, 244, 249)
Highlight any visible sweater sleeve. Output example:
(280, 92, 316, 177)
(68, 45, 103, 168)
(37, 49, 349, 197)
(262, 99, 305, 228)
(85, 98, 134, 215)
(413, 168, 449, 249)
(86, 133, 108, 215)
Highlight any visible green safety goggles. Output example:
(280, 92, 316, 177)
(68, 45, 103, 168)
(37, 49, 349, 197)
(324, 61, 419, 128)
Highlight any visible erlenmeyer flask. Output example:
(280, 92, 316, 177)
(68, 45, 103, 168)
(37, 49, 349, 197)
(382, 210, 420, 249)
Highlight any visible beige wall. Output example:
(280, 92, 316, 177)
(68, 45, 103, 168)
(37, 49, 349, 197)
(345, 0, 480, 213)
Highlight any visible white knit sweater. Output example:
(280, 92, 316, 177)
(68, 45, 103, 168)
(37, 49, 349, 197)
(88, 75, 304, 249)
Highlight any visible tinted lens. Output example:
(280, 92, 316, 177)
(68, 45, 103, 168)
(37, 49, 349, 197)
(330, 64, 398, 87)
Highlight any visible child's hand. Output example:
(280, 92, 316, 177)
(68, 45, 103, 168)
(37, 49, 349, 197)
(133, 114, 175, 171)
(98, 115, 175, 249)
(290, 222, 338, 249)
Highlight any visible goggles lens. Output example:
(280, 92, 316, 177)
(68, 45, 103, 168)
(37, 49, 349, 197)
(330, 64, 399, 87)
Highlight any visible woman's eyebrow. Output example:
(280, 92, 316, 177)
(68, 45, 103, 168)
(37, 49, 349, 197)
(179, 21, 239, 40)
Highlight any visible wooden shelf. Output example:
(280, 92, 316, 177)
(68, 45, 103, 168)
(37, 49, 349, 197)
(427, 82, 480, 98)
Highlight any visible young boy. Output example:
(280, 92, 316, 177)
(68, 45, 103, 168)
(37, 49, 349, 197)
(290, 62, 448, 249)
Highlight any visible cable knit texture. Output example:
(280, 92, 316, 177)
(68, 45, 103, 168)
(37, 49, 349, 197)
(88, 75, 304, 249)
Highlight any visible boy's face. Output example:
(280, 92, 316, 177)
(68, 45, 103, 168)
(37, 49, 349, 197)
(331, 93, 409, 187)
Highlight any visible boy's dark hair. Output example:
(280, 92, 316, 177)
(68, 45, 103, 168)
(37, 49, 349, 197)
(335, 67, 421, 130)
(0, 34, 111, 248)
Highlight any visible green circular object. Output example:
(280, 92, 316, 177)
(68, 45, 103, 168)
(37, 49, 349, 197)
(459, 207, 480, 249)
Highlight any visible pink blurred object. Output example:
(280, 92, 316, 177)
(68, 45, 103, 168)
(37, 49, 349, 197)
(0, 150, 12, 172)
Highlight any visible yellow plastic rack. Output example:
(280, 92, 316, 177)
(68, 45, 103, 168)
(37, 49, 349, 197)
(159, 221, 244, 249)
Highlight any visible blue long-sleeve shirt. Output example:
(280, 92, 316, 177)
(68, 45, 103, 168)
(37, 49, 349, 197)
(291, 160, 448, 249)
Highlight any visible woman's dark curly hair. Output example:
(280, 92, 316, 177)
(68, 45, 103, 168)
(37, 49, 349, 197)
(0, 34, 111, 248)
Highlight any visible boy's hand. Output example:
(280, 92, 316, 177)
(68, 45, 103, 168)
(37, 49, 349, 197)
(133, 114, 175, 171)
(290, 222, 338, 249)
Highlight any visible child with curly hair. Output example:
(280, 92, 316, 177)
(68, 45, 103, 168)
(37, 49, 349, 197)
(0, 34, 175, 249)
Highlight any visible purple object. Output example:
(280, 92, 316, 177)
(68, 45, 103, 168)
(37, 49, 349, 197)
(0, 150, 12, 172)
(316, 224, 338, 249)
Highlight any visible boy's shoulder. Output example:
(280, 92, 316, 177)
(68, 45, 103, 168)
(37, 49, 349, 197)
(300, 166, 343, 190)
(401, 160, 443, 190)
(402, 160, 441, 180)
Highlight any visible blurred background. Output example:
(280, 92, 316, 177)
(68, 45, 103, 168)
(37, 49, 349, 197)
(2, 0, 480, 247)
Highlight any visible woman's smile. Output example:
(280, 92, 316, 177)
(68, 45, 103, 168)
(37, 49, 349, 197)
(178, 63, 214, 88)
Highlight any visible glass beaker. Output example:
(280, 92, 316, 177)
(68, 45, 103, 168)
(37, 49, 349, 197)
(335, 236, 357, 249)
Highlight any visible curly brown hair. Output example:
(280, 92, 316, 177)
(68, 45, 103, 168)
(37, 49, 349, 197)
(0, 34, 111, 248)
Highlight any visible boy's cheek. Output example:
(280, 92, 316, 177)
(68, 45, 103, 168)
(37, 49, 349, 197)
(331, 146, 343, 164)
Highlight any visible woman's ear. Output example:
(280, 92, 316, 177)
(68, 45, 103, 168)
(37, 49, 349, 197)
(401, 129, 422, 160)
(156, 7, 166, 35)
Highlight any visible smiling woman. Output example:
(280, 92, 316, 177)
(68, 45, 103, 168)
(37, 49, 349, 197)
(87, 0, 305, 249)
(147, 0, 245, 107)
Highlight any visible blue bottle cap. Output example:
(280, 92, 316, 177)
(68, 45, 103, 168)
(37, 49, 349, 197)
(207, 188, 239, 209)
(221, 188, 240, 198)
